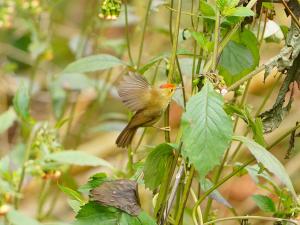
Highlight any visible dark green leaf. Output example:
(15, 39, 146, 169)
(78, 173, 108, 193)
(7, 209, 41, 225)
(143, 143, 174, 190)
(46, 151, 113, 168)
(13, 83, 32, 122)
(181, 82, 233, 177)
(58, 184, 85, 204)
(0, 108, 16, 134)
(234, 136, 297, 198)
(120, 211, 157, 225)
(219, 41, 255, 85)
(252, 194, 276, 212)
(74, 202, 120, 225)
(63, 54, 125, 74)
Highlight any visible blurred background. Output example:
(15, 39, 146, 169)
(0, 0, 299, 224)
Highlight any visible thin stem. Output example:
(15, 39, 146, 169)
(212, 9, 220, 71)
(136, 0, 152, 69)
(37, 180, 51, 220)
(203, 215, 298, 225)
(191, 188, 203, 225)
(259, 9, 268, 47)
(174, 166, 195, 225)
(14, 123, 42, 208)
(127, 146, 134, 176)
(280, 0, 300, 30)
(124, 0, 134, 65)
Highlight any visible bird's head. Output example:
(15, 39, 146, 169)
(159, 83, 177, 98)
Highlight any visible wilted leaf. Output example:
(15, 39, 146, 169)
(7, 209, 41, 225)
(63, 54, 125, 74)
(200, 178, 232, 208)
(0, 108, 16, 134)
(58, 184, 85, 204)
(252, 194, 276, 213)
(181, 82, 233, 177)
(143, 143, 174, 190)
(234, 136, 297, 198)
(90, 180, 141, 216)
(46, 151, 113, 168)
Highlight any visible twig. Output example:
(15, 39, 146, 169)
(203, 215, 298, 225)
(280, 0, 300, 30)
(124, 0, 134, 66)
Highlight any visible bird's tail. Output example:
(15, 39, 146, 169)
(116, 125, 137, 148)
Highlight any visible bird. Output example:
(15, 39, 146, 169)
(116, 73, 177, 148)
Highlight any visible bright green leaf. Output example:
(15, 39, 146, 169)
(224, 7, 255, 17)
(233, 136, 297, 198)
(181, 82, 233, 177)
(58, 184, 85, 204)
(252, 194, 276, 213)
(191, 32, 213, 52)
(63, 54, 125, 74)
(46, 151, 113, 168)
(68, 199, 82, 213)
(199, 0, 215, 16)
(143, 143, 174, 190)
(7, 209, 41, 225)
(0, 108, 16, 134)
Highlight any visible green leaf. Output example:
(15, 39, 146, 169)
(0, 108, 16, 134)
(181, 82, 233, 177)
(224, 7, 255, 17)
(74, 202, 120, 225)
(56, 73, 94, 90)
(78, 173, 108, 193)
(58, 184, 85, 204)
(13, 83, 32, 122)
(68, 199, 82, 213)
(46, 151, 113, 168)
(120, 211, 157, 225)
(143, 143, 174, 190)
(219, 41, 255, 85)
(63, 54, 125, 74)
(199, 0, 216, 16)
(252, 194, 276, 213)
(191, 32, 213, 53)
(233, 136, 297, 198)
(7, 209, 41, 225)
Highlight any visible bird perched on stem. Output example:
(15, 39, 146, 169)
(116, 73, 177, 148)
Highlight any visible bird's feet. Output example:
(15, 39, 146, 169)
(153, 126, 171, 132)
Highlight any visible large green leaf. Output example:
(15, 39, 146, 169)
(143, 143, 174, 190)
(252, 194, 276, 213)
(219, 29, 259, 85)
(46, 151, 113, 168)
(75, 202, 157, 225)
(63, 54, 125, 74)
(7, 209, 41, 225)
(224, 7, 255, 17)
(0, 108, 16, 134)
(219, 41, 254, 85)
(181, 82, 233, 177)
(233, 136, 297, 198)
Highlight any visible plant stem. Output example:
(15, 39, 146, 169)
(174, 166, 195, 225)
(14, 123, 42, 208)
(124, 0, 134, 66)
(203, 215, 298, 225)
(37, 180, 51, 220)
(191, 188, 203, 225)
(127, 146, 134, 176)
(136, 0, 152, 69)
(212, 9, 220, 71)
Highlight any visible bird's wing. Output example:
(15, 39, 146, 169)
(117, 74, 152, 111)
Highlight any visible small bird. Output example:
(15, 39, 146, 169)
(116, 73, 177, 148)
